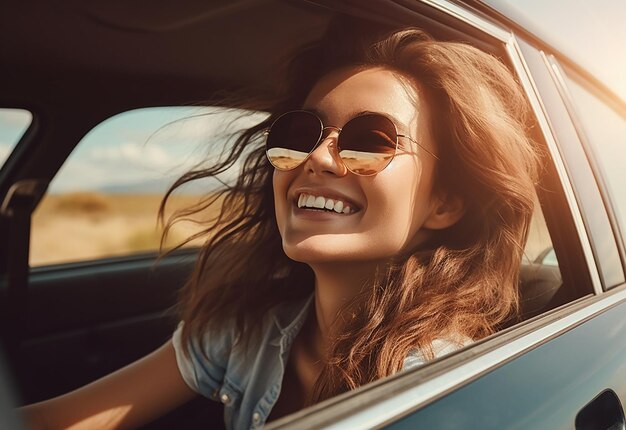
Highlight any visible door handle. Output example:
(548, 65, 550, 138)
(576, 389, 625, 430)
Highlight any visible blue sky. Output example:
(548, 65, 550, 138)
(0, 106, 267, 194)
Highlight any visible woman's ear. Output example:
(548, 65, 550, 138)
(423, 193, 465, 230)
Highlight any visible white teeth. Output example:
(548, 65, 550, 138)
(296, 193, 355, 214)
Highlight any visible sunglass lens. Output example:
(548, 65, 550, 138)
(266, 111, 322, 170)
(339, 114, 397, 175)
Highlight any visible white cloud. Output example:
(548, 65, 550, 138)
(49, 139, 245, 193)
(137, 109, 268, 147)
(47, 107, 267, 194)
(90, 141, 172, 170)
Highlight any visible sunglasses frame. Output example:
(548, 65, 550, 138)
(264, 110, 438, 176)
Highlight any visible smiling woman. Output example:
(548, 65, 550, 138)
(163, 26, 539, 426)
(20, 24, 540, 430)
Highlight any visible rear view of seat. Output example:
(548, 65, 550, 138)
(518, 261, 564, 320)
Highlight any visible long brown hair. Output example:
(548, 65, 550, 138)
(161, 25, 539, 402)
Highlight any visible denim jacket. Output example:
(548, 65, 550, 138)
(172, 294, 465, 430)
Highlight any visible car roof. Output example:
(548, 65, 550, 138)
(5, 0, 624, 108)
(0, 1, 333, 110)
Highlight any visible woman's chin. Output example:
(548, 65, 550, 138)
(283, 241, 358, 264)
(282, 239, 384, 266)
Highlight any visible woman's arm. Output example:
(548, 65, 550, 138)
(19, 339, 198, 430)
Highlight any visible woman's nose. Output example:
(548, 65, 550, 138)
(303, 132, 348, 176)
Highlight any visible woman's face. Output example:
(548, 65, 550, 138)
(273, 66, 442, 266)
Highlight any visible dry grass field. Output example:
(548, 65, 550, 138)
(30, 193, 216, 266)
(30, 191, 553, 267)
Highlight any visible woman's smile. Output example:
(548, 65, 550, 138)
(292, 185, 363, 220)
(296, 193, 356, 215)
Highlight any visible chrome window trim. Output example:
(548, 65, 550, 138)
(544, 55, 626, 280)
(419, 0, 510, 42)
(505, 37, 603, 295)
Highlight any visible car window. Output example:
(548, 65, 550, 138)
(560, 71, 626, 246)
(30, 106, 268, 266)
(0, 108, 32, 168)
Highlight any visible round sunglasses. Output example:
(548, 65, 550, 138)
(264, 110, 438, 176)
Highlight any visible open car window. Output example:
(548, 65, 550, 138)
(30, 106, 267, 266)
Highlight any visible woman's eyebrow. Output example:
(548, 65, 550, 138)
(356, 110, 409, 132)
(302, 106, 318, 113)
(302, 107, 325, 121)
(301, 109, 409, 133)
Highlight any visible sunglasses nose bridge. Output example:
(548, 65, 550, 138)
(322, 125, 341, 133)
(316, 125, 340, 146)
(316, 126, 341, 150)
(305, 127, 348, 176)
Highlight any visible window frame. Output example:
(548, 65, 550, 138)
(545, 58, 626, 282)
(27, 105, 266, 268)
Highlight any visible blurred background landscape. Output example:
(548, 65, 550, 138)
(30, 193, 208, 266)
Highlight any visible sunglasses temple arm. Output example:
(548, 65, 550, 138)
(400, 134, 439, 160)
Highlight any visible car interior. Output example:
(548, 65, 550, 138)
(0, 1, 595, 428)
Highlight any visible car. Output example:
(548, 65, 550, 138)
(1, 0, 625, 429)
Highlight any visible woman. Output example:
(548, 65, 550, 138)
(21, 26, 538, 429)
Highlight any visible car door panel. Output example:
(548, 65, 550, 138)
(388, 289, 626, 429)
(24, 251, 195, 339)
(18, 251, 194, 400)
(13, 249, 224, 429)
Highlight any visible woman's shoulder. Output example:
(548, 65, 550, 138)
(402, 335, 472, 370)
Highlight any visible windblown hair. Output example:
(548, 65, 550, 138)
(162, 24, 539, 403)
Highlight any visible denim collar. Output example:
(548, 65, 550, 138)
(269, 294, 314, 347)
